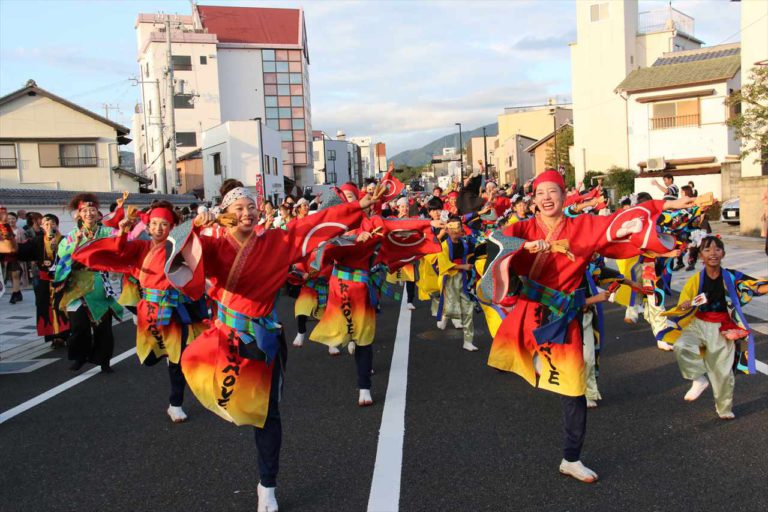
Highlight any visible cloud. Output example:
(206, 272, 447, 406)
(0, 46, 133, 76)
(513, 31, 577, 50)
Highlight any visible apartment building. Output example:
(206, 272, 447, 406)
(133, 4, 313, 197)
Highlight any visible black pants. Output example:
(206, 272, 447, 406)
(561, 395, 587, 462)
(68, 307, 114, 367)
(405, 282, 415, 304)
(253, 353, 283, 488)
(355, 344, 373, 389)
(168, 321, 190, 406)
(296, 314, 308, 335)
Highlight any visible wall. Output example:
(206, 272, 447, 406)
(634, 172, 721, 201)
(177, 157, 203, 194)
(217, 48, 266, 122)
(311, 138, 351, 186)
(721, 162, 768, 237)
(531, 140, 554, 177)
(739, 0, 768, 178)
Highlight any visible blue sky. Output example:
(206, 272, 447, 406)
(0, 0, 743, 155)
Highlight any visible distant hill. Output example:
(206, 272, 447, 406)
(390, 123, 498, 167)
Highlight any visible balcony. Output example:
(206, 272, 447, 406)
(639, 8, 695, 37)
(60, 157, 103, 167)
(650, 114, 699, 130)
(0, 157, 17, 168)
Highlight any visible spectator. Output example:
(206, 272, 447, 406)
(687, 181, 698, 197)
(652, 173, 679, 200)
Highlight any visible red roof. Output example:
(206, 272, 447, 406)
(197, 5, 301, 45)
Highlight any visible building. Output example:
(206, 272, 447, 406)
(176, 149, 203, 197)
(495, 106, 571, 185)
(570, 1, 703, 183)
(495, 134, 536, 186)
(466, 135, 498, 177)
(616, 44, 742, 200)
(201, 120, 283, 205)
(430, 147, 463, 188)
(375, 142, 387, 177)
(526, 124, 573, 179)
(0, 80, 146, 193)
(312, 131, 361, 187)
(133, 4, 313, 196)
(349, 136, 378, 179)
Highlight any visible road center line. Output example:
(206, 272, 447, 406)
(0, 347, 136, 425)
(367, 293, 411, 512)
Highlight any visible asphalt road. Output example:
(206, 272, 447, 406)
(1, 292, 767, 512)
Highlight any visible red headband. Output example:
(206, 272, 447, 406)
(78, 201, 97, 211)
(532, 169, 565, 193)
(140, 207, 176, 226)
(339, 183, 361, 202)
(0, 206, 6, 213)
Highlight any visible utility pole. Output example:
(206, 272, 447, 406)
(482, 127, 489, 179)
(455, 122, 463, 180)
(102, 104, 120, 120)
(165, 15, 178, 195)
(130, 77, 167, 192)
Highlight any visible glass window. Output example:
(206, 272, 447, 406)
(262, 49, 275, 61)
(200, 55, 207, 65)
(289, 62, 302, 73)
(278, 85, 290, 95)
(278, 96, 291, 107)
(276, 73, 289, 84)
(173, 94, 194, 109)
(275, 50, 288, 61)
(290, 96, 303, 107)
(279, 119, 292, 130)
(282, 142, 293, 150)
(265, 85, 277, 95)
(0, 144, 18, 167)
(264, 73, 277, 84)
(176, 132, 197, 147)
(293, 130, 306, 141)
(590, 3, 609, 22)
(289, 73, 302, 84)
(278, 107, 291, 118)
(276, 61, 289, 72)
(292, 119, 305, 129)
(293, 142, 306, 152)
(290, 84, 303, 95)
(266, 108, 279, 119)
(292, 107, 304, 118)
(266, 119, 279, 130)
(281, 131, 293, 142)
(294, 153, 307, 165)
(265, 96, 278, 107)
(288, 50, 301, 62)
(263, 62, 276, 72)
(172, 55, 192, 70)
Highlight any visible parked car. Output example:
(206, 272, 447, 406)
(720, 197, 740, 225)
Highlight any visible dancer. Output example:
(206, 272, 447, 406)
(15, 214, 70, 347)
(167, 179, 381, 512)
(72, 201, 207, 422)
(417, 197, 446, 317)
(4, 210, 26, 304)
(436, 215, 478, 351)
(54, 194, 123, 373)
(482, 169, 693, 483)
(658, 236, 767, 419)
(290, 255, 335, 354)
(386, 196, 417, 310)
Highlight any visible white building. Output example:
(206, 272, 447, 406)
(617, 44, 742, 200)
(133, 5, 314, 197)
(311, 131, 362, 187)
(349, 136, 377, 179)
(570, 1, 703, 182)
(201, 120, 283, 205)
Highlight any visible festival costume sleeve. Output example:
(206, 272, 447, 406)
(281, 201, 364, 266)
(376, 217, 441, 272)
(72, 233, 148, 275)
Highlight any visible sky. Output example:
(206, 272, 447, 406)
(0, 0, 744, 155)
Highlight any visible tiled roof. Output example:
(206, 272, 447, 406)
(0, 189, 197, 207)
(197, 5, 301, 45)
(616, 48, 740, 93)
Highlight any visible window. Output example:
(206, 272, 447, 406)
(148, 100, 153, 116)
(176, 167, 182, 187)
(212, 152, 222, 175)
(290, 96, 303, 107)
(200, 55, 207, 65)
(272, 156, 278, 175)
(651, 99, 700, 130)
(173, 94, 194, 109)
(264, 154, 270, 175)
(143, 152, 147, 165)
(144, 62, 149, 78)
(172, 55, 192, 71)
(0, 144, 17, 168)
(38, 143, 97, 167)
(176, 132, 197, 147)
(728, 89, 741, 120)
(590, 2, 609, 22)
(313, 150, 320, 161)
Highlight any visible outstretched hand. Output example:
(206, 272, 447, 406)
(360, 184, 386, 210)
(664, 196, 695, 210)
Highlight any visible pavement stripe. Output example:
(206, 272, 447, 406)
(367, 294, 411, 512)
(0, 347, 136, 425)
(756, 360, 768, 376)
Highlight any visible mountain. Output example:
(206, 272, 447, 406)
(390, 123, 498, 167)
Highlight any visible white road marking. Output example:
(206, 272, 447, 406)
(367, 294, 411, 512)
(0, 347, 136, 425)
(756, 360, 768, 376)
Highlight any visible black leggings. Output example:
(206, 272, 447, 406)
(405, 282, 415, 303)
(355, 344, 373, 389)
(67, 307, 114, 367)
(296, 314, 308, 334)
(253, 347, 284, 487)
(561, 395, 587, 462)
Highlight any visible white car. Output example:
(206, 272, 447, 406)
(720, 197, 740, 225)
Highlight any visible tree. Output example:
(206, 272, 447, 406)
(545, 125, 575, 188)
(604, 166, 635, 199)
(727, 64, 768, 165)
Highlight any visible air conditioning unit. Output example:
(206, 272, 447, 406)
(647, 157, 666, 171)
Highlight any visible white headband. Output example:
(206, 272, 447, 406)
(220, 187, 255, 211)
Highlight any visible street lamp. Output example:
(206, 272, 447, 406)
(548, 98, 559, 170)
(455, 122, 463, 179)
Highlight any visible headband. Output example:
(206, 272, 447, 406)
(78, 201, 98, 211)
(532, 169, 565, 193)
(0, 206, 6, 212)
(140, 207, 176, 227)
(220, 187, 255, 211)
(339, 183, 361, 202)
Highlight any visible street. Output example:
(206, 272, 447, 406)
(1, 266, 767, 511)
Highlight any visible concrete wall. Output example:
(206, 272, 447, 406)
(311, 138, 351, 186)
(739, 0, 768, 178)
(722, 162, 768, 236)
(217, 48, 265, 122)
(634, 173, 722, 202)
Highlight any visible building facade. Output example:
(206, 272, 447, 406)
(349, 136, 377, 179)
(466, 135, 498, 177)
(201, 120, 282, 205)
(312, 131, 362, 187)
(0, 81, 144, 193)
(570, 1, 702, 183)
(133, 5, 314, 197)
